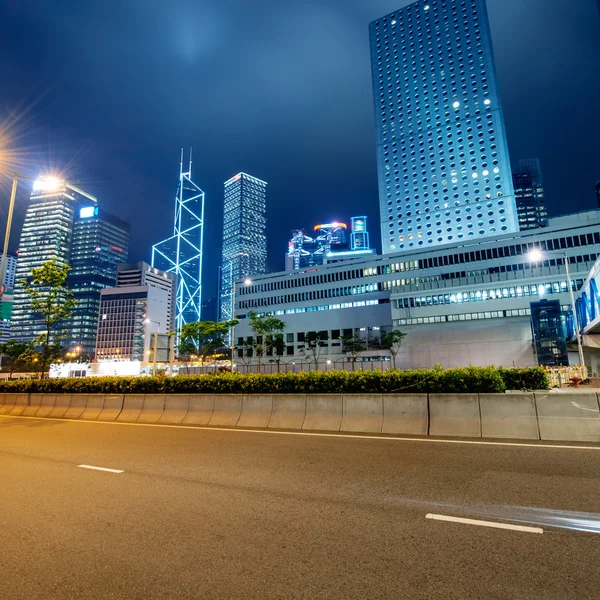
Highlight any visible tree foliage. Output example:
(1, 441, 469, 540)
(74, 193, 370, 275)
(342, 334, 366, 362)
(380, 329, 407, 369)
(0, 339, 31, 378)
(247, 311, 285, 372)
(179, 319, 238, 365)
(21, 259, 77, 378)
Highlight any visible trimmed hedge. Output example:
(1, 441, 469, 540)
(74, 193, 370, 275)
(0, 366, 549, 394)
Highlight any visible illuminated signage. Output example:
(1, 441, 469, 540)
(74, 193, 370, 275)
(79, 206, 99, 219)
(313, 222, 347, 231)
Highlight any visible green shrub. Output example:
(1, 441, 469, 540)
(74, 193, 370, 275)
(497, 367, 549, 391)
(0, 365, 549, 394)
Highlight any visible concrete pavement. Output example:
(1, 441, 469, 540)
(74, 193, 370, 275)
(1, 415, 600, 599)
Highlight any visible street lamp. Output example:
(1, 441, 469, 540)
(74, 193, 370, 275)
(527, 249, 585, 368)
(230, 277, 252, 370)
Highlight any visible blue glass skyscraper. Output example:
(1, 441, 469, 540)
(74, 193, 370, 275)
(370, 0, 519, 254)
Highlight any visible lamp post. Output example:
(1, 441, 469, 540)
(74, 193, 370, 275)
(0, 169, 19, 298)
(230, 276, 251, 370)
(145, 318, 162, 375)
(527, 249, 585, 369)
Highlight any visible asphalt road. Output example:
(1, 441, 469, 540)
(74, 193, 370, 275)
(1, 416, 600, 599)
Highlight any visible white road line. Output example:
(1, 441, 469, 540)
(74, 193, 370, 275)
(78, 464, 124, 474)
(426, 513, 543, 534)
(1, 414, 599, 450)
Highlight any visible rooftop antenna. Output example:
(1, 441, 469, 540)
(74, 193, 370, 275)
(189, 147, 193, 176)
(179, 148, 184, 177)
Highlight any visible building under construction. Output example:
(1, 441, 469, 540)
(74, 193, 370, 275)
(285, 216, 374, 271)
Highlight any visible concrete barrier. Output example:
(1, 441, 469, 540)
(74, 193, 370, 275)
(117, 394, 144, 422)
(302, 394, 343, 432)
(48, 394, 72, 419)
(382, 394, 429, 435)
(535, 393, 600, 442)
(0, 393, 17, 415)
(8, 394, 30, 416)
(64, 395, 88, 419)
(480, 393, 539, 440)
(81, 394, 105, 420)
(35, 394, 57, 418)
(97, 394, 124, 421)
(429, 394, 481, 437)
(22, 393, 43, 416)
(182, 395, 214, 425)
(341, 394, 383, 433)
(237, 395, 273, 428)
(208, 395, 242, 427)
(0, 394, 16, 415)
(160, 395, 189, 424)
(138, 395, 165, 424)
(268, 395, 306, 430)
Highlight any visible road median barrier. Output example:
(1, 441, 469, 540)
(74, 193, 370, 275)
(0, 393, 13, 414)
(48, 394, 72, 418)
(21, 393, 43, 416)
(138, 395, 165, 423)
(160, 395, 189, 424)
(479, 393, 538, 439)
(429, 394, 481, 437)
(208, 394, 242, 427)
(238, 394, 273, 428)
(81, 394, 105, 419)
(35, 394, 56, 418)
(97, 394, 124, 421)
(182, 395, 214, 425)
(7, 394, 29, 416)
(302, 394, 343, 432)
(268, 394, 306, 430)
(382, 394, 429, 435)
(64, 395, 88, 419)
(341, 394, 383, 433)
(118, 394, 144, 422)
(535, 392, 600, 442)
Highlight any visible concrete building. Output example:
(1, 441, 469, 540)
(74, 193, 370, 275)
(115, 262, 176, 331)
(370, 0, 519, 254)
(0, 293, 13, 339)
(219, 173, 267, 322)
(95, 263, 174, 361)
(233, 211, 600, 369)
(513, 158, 548, 230)
(1, 253, 17, 292)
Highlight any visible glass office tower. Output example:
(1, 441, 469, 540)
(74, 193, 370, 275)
(65, 207, 131, 356)
(11, 178, 97, 342)
(512, 158, 548, 230)
(219, 172, 267, 321)
(370, 0, 519, 254)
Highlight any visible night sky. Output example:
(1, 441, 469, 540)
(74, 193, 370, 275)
(0, 0, 599, 301)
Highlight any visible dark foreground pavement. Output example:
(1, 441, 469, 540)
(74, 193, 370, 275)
(1, 415, 600, 599)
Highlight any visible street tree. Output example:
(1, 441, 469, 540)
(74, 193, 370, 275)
(247, 311, 285, 372)
(267, 333, 286, 372)
(380, 329, 407, 369)
(22, 259, 77, 378)
(303, 331, 327, 368)
(0, 339, 30, 378)
(179, 319, 238, 366)
(342, 334, 366, 363)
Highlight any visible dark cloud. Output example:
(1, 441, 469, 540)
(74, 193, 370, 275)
(0, 0, 598, 300)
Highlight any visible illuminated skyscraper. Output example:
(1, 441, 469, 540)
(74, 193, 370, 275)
(11, 177, 98, 342)
(152, 150, 205, 332)
(512, 158, 548, 230)
(219, 173, 267, 321)
(65, 207, 131, 356)
(370, 0, 519, 254)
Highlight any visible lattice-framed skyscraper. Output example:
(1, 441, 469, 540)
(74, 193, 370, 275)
(370, 0, 519, 254)
(152, 150, 204, 333)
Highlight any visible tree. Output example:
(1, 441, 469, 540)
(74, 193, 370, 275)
(380, 329, 407, 369)
(342, 334, 366, 363)
(22, 259, 77, 378)
(247, 311, 285, 372)
(179, 319, 238, 366)
(303, 331, 327, 368)
(267, 333, 286, 372)
(0, 339, 30, 378)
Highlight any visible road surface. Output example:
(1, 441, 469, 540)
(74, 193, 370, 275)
(1, 415, 600, 599)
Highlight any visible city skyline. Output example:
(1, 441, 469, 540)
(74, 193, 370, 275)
(0, 0, 599, 301)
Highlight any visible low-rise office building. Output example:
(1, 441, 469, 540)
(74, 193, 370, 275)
(234, 211, 600, 369)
